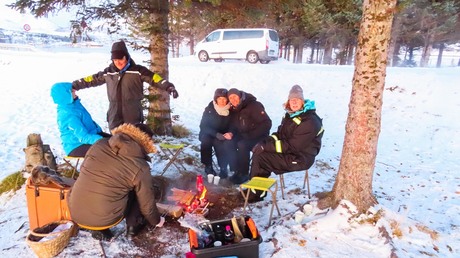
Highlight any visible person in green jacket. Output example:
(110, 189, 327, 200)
(68, 123, 164, 240)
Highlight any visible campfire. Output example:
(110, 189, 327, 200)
(158, 175, 210, 218)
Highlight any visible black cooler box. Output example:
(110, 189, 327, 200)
(188, 216, 262, 258)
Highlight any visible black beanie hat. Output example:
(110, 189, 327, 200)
(111, 41, 129, 60)
(213, 88, 228, 101)
(228, 88, 241, 98)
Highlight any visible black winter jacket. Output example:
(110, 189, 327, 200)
(263, 102, 323, 163)
(229, 92, 272, 141)
(199, 101, 231, 141)
(72, 59, 168, 130)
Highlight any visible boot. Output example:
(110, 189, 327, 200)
(219, 167, 228, 179)
(229, 172, 248, 185)
(126, 217, 146, 238)
(91, 229, 113, 241)
(204, 165, 216, 175)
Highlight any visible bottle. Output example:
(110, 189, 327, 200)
(224, 225, 235, 245)
(196, 174, 204, 195)
(214, 224, 225, 243)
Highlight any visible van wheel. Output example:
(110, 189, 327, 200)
(247, 51, 259, 64)
(260, 60, 270, 64)
(198, 51, 209, 62)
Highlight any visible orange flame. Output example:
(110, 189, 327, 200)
(199, 185, 207, 200)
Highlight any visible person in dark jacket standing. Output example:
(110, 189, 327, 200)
(50, 82, 110, 157)
(249, 85, 324, 202)
(68, 123, 164, 240)
(199, 88, 234, 178)
(226, 88, 272, 184)
(72, 40, 179, 130)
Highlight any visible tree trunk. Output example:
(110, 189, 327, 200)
(323, 40, 333, 65)
(309, 42, 315, 64)
(147, 0, 173, 135)
(420, 37, 433, 68)
(295, 41, 304, 64)
(388, 11, 401, 67)
(436, 43, 444, 68)
(346, 43, 354, 65)
(327, 0, 397, 214)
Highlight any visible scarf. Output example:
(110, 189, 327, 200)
(213, 101, 230, 116)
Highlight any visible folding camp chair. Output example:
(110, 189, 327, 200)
(159, 143, 187, 176)
(278, 169, 310, 199)
(63, 156, 84, 179)
(239, 177, 281, 227)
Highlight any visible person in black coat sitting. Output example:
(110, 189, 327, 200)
(249, 85, 324, 202)
(199, 88, 234, 178)
(226, 88, 272, 184)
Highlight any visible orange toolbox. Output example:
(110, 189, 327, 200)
(25, 177, 73, 230)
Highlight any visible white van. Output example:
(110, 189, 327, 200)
(195, 28, 279, 64)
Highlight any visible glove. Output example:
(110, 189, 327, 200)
(162, 80, 179, 98)
(252, 143, 264, 155)
(155, 216, 166, 228)
(216, 133, 226, 141)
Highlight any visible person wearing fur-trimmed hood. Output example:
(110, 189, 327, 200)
(248, 85, 324, 202)
(68, 123, 164, 240)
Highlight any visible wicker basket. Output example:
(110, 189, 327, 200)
(26, 220, 76, 258)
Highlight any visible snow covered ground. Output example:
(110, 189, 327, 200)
(1, 3, 460, 257)
(0, 44, 459, 257)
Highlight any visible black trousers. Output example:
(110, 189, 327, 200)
(233, 137, 262, 176)
(249, 152, 314, 178)
(68, 144, 92, 157)
(124, 191, 145, 227)
(67, 133, 111, 157)
(200, 135, 235, 170)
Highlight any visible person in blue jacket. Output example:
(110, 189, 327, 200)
(51, 82, 110, 157)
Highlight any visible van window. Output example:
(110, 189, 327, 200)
(223, 30, 264, 40)
(205, 31, 221, 42)
(269, 30, 279, 42)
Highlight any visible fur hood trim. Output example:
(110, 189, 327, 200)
(111, 123, 157, 154)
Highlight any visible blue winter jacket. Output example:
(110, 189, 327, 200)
(51, 82, 103, 155)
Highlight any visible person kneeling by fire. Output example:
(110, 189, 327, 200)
(68, 123, 165, 240)
(248, 85, 324, 203)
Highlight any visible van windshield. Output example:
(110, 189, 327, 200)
(223, 30, 264, 40)
(205, 31, 221, 42)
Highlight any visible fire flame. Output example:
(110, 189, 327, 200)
(199, 185, 207, 200)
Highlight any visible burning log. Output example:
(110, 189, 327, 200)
(167, 188, 196, 205)
(156, 203, 183, 218)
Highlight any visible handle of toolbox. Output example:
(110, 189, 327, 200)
(34, 186, 39, 197)
(246, 217, 258, 239)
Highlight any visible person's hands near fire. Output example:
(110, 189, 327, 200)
(156, 216, 166, 228)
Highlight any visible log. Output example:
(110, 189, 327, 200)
(156, 203, 183, 218)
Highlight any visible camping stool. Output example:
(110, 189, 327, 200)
(239, 177, 281, 227)
(279, 169, 310, 200)
(63, 156, 84, 179)
(159, 143, 187, 176)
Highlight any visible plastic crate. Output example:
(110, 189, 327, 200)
(188, 217, 262, 258)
